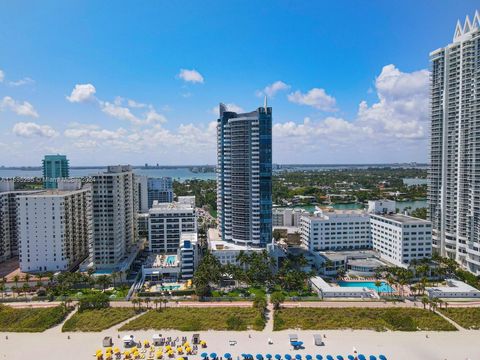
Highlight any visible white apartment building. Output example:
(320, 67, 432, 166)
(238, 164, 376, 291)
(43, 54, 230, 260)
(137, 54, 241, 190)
(148, 196, 197, 254)
(429, 12, 480, 274)
(370, 213, 432, 267)
(91, 165, 136, 268)
(17, 186, 91, 272)
(273, 208, 307, 227)
(0, 181, 43, 263)
(300, 209, 371, 251)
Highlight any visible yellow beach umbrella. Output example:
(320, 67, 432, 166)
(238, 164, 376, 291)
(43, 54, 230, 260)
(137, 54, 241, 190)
(165, 345, 171, 351)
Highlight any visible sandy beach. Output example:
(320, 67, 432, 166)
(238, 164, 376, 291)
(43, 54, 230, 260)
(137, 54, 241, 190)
(1, 323, 479, 360)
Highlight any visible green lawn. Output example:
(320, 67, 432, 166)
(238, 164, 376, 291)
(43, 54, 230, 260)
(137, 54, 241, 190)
(0, 304, 70, 332)
(211, 286, 266, 299)
(120, 307, 264, 331)
(274, 307, 457, 332)
(62, 307, 139, 332)
(439, 308, 480, 329)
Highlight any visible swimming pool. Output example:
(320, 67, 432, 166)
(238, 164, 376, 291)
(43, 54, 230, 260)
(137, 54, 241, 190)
(166, 255, 176, 265)
(337, 281, 393, 293)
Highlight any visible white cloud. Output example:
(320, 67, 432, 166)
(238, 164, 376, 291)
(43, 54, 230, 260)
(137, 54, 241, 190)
(127, 99, 147, 108)
(8, 77, 34, 87)
(211, 103, 244, 116)
(288, 88, 337, 111)
(256, 80, 290, 98)
(64, 125, 127, 140)
(0, 69, 4, 82)
(178, 69, 204, 83)
(274, 64, 429, 163)
(12, 122, 58, 138)
(145, 109, 167, 124)
(101, 101, 140, 124)
(1, 96, 39, 117)
(66, 83, 96, 103)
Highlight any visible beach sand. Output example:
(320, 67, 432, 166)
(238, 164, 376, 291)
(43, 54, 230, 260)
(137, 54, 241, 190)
(0, 325, 479, 360)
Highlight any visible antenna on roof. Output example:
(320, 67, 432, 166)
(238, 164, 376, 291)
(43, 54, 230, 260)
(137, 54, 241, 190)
(264, 95, 268, 111)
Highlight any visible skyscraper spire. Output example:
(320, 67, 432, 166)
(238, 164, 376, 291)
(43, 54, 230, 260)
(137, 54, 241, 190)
(264, 95, 268, 111)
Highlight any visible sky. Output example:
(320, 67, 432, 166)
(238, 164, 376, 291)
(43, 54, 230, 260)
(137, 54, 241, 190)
(0, 1, 478, 166)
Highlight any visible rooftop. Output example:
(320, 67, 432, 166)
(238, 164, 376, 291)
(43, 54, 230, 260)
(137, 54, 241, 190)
(371, 213, 430, 225)
(144, 254, 180, 269)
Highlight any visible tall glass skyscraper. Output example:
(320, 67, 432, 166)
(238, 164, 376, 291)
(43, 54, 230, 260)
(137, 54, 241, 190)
(428, 12, 480, 274)
(216, 101, 272, 247)
(42, 154, 70, 189)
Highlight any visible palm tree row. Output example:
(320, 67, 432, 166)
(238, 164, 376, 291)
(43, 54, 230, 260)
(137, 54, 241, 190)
(131, 297, 168, 311)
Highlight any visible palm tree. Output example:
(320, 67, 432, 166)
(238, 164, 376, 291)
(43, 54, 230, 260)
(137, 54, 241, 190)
(153, 299, 160, 311)
(0, 281, 5, 299)
(162, 298, 168, 309)
(374, 279, 382, 294)
(131, 298, 138, 311)
(111, 272, 118, 288)
(421, 295, 429, 309)
(144, 297, 151, 309)
(22, 283, 30, 300)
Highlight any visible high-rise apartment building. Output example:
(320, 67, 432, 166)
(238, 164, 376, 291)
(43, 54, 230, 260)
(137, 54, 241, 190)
(0, 180, 43, 263)
(148, 196, 197, 254)
(428, 12, 480, 274)
(216, 102, 272, 247)
(147, 177, 173, 208)
(17, 185, 91, 272)
(42, 154, 69, 189)
(91, 165, 136, 268)
(134, 175, 149, 213)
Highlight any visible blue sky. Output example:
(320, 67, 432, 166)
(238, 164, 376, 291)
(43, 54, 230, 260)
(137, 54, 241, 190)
(0, 1, 478, 165)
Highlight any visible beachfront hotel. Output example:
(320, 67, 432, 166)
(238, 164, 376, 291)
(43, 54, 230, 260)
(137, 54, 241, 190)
(428, 11, 480, 274)
(216, 101, 272, 247)
(148, 196, 197, 254)
(90, 165, 137, 269)
(42, 154, 70, 189)
(17, 181, 91, 272)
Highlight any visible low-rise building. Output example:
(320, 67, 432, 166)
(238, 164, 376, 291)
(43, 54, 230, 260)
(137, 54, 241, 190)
(273, 208, 308, 227)
(309, 276, 376, 299)
(370, 213, 432, 267)
(427, 279, 480, 299)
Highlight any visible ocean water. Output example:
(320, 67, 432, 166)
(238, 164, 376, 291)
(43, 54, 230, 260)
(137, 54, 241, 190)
(0, 167, 216, 182)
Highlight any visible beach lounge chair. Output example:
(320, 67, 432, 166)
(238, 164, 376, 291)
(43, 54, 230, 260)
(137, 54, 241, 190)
(313, 334, 323, 346)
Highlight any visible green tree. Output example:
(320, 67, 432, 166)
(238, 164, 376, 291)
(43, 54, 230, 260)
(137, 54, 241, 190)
(270, 291, 286, 310)
(78, 292, 110, 312)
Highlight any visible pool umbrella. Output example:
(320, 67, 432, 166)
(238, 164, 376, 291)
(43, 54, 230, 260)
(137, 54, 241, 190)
(315, 356, 323, 360)
(275, 355, 281, 360)
(224, 354, 232, 359)
(210, 353, 217, 359)
(378, 356, 387, 360)
(369, 356, 377, 360)
(266, 355, 272, 360)
(295, 355, 302, 360)
(326, 356, 334, 360)
(257, 355, 263, 360)
(306, 355, 313, 360)
(347, 356, 355, 360)
(201, 353, 208, 359)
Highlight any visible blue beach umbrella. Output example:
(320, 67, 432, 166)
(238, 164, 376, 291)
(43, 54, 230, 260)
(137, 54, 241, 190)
(257, 355, 263, 360)
(347, 356, 355, 360)
(275, 355, 281, 360)
(358, 355, 366, 360)
(306, 355, 313, 360)
(285, 355, 292, 360)
(369, 356, 377, 360)
(266, 355, 272, 360)
(295, 355, 301, 360)
(378, 356, 387, 360)
(224, 354, 232, 359)
(315, 356, 323, 360)
(326, 356, 334, 360)
(210, 353, 217, 359)
(337, 356, 344, 360)
(201, 353, 208, 358)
